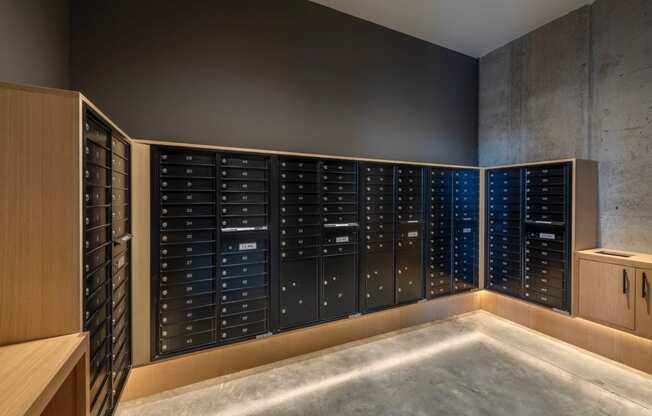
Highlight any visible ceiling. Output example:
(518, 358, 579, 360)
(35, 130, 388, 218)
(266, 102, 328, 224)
(310, 0, 593, 58)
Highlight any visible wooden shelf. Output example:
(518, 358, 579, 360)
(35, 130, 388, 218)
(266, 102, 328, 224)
(0, 333, 89, 416)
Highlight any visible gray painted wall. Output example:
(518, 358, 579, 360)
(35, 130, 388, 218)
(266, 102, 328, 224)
(479, 0, 652, 252)
(0, 0, 70, 88)
(70, 0, 478, 165)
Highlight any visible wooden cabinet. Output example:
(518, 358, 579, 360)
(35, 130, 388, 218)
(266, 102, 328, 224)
(636, 268, 652, 339)
(578, 259, 636, 330)
(577, 250, 652, 340)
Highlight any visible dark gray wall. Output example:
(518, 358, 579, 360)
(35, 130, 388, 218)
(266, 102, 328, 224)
(70, 0, 478, 165)
(479, 0, 652, 251)
(0, 0, 70, 88)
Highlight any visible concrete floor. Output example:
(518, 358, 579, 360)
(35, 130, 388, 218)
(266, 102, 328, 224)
(118, 311, 652, 416)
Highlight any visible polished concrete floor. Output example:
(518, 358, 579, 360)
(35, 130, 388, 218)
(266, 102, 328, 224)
(118, 311, 652, 416)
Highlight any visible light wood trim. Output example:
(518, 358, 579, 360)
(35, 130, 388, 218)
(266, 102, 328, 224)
(571, 159, 599, 314)
(0, 81, 79, 98)
(578, 259, 636, 330)
(132, 143, 151, 366)
(0, 333, 89, 416)
(483, 158, 579, 170)
(0, 85, 82, 345)
(577, 248, 652, 269)
(122, 292, 481, 400)
(636, 269, 652, 339)
(134, 139, 482, 170)
(481, 291, 652, 375)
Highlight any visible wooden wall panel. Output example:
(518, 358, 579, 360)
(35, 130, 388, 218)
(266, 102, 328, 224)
(122, 292, 481, 400)
(131, 143, 151, 366)
(0, 85, 82, 345)
(481, 291, 652, 375)
(571, 159, 599, 315)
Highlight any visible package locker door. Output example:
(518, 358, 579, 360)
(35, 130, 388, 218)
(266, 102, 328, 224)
(396, 223, 423, 303)
(279, 257, 320, 328)
(321, 231, 358, 320)
(359, 163, 395, 312)
(279, 157, 321, 329)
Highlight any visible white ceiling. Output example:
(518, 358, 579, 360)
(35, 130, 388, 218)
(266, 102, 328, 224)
(310, 0, 593, 57)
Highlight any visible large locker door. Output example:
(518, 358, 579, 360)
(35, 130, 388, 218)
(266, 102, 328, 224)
(321, 231, 357, 320)
(279, 258, 319, 328)
(359, 163, 395, 312)
(396, 224, 423, 303)
(279, 157, 321, 329)
(362, 250, 394, 309)
(395, 165, 425, 304)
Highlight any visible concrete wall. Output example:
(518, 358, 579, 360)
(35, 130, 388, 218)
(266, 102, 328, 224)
(479, 0, 652, 252)
(70, 0, 478, 165)
(0, 0, 70, 88)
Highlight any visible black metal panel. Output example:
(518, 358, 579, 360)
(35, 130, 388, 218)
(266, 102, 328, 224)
(452, 169, 479, 293)
(485, 167, 524, 298)
(485, 162, 573, 313)
(82, 106, 132, 416)
(359, 163, 395, 312)
(523, 162, 573, 312)
(151, 147, 273, 360)
(427, 167, 453, 299)
(395, 165, 425, 304)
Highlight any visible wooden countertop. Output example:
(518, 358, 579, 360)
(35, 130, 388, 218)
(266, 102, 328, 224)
(0, 333, 88, 416)
(577, 248, 652, 269)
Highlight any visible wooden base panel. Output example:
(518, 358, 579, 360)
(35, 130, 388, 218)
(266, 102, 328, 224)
(121, 292, 482, 401)
(481, 291, 652, 375)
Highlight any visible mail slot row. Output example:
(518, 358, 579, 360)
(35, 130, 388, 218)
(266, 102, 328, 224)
(486, 168, 523, 298)
(452, 169, 479, 292)
(359, 163, 396, 312)
(83, 109, 132, 416)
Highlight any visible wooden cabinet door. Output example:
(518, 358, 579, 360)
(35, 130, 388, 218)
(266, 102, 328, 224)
(578, 259, 636, 330)
(636, 268, 652, 339)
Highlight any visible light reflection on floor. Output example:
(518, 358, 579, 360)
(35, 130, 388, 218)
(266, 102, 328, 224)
(118, 312, 652, 416)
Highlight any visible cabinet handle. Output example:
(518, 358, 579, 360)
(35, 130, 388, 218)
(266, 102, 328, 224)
(623, 269, 629, 294)
(643, 272, 648, 299)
